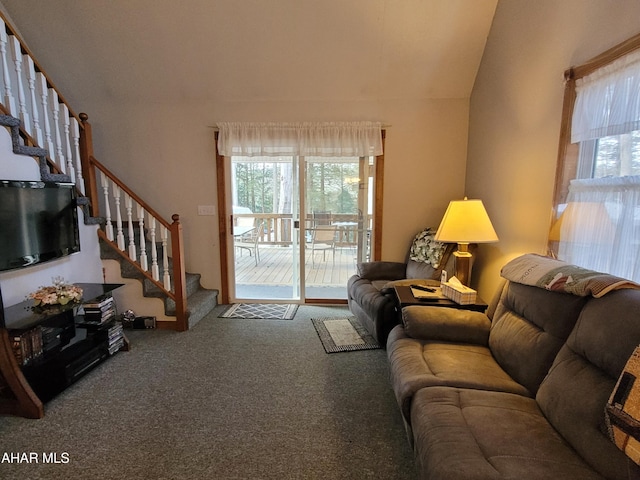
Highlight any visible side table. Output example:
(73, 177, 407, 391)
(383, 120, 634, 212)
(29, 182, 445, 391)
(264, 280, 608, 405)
(393, 285, 488, 313)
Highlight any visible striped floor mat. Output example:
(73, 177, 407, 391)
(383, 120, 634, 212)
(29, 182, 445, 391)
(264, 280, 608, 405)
(218, 303, 299, 320)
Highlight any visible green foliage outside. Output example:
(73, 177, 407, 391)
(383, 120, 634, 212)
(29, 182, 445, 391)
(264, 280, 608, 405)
(233, 159, 360, 215)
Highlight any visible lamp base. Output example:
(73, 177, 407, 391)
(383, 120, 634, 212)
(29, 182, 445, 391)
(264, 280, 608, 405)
(453, 244, 473, 286)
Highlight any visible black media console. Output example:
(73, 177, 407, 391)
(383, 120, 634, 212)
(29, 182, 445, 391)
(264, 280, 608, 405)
(1, 283, 126, 406)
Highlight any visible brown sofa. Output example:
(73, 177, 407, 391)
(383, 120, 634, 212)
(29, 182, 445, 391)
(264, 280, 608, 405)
(387, 254, 640, 479)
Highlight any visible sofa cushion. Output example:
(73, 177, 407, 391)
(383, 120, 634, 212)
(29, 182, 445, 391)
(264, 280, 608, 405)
(410, 387, 605, 480)
(536, 288, 640, 480)
(355, 261, 406, 280)
(406, 259, 437, 279)
(488, 282, 588, 394)
(387, 325, 530, 422)
(401, 305, 491, 344)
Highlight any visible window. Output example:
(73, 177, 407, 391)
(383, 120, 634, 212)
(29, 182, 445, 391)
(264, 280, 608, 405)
(551, 34, 640, 282)
(577, 132, 640, 179)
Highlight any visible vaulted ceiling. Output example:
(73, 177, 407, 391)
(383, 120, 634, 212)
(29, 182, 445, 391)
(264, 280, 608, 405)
(0, 0, 497, 107)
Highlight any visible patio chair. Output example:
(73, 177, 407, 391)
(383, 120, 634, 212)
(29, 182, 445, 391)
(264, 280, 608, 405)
(312, 210, 332, 226)
(311, 225, 337, 265)
(236, 223, 264, 266)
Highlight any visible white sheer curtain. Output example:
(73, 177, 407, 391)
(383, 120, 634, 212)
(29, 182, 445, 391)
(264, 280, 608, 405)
(557, 176, 640, 281)
(572, 48, 640, 143)
(217, 121, 383, 157)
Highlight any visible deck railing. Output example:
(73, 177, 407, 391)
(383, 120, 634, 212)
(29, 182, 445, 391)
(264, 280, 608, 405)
(234, 213, 363, 244)
(0, 13, 188, 331)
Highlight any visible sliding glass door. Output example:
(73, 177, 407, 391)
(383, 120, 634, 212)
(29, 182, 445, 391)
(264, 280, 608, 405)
(230, 156, 300, 300)
(303, 156, 372, 300)
(228, 155, 375, 302)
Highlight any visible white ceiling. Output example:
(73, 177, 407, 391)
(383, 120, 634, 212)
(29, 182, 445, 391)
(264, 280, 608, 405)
(0, 0, 497, 106)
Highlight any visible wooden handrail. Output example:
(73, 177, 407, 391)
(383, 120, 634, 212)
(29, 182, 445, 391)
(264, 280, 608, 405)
(88, 154, 172, 230)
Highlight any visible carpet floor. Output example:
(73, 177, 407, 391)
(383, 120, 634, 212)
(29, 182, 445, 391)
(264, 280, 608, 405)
(0, 304, 416, 480)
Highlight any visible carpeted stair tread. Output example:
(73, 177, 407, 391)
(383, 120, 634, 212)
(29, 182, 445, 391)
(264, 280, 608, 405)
(0, 113, 71, 183)
(180, 287, 219, 329)
(98, 234, 218, 328)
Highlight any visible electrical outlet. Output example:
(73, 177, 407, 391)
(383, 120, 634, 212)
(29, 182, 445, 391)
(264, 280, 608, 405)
(197, 205, 216, 216)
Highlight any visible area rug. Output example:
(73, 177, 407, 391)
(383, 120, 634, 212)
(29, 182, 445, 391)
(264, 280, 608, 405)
(218, 303, 299, 320)
(311, 316, 381, 353)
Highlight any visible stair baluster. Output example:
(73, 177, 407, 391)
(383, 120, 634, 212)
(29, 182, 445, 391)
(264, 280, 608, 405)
(61, 104, 75, 182)
(125, 193, 137, 260)
(101, 172, 114, 241)
(138, 205, 148, 271)
(161, 225, 171, 290)
(0, 20, 16, 116)
(71, 117, 83, 193)
(36, 72, 54, 157)
(113, 184, 126, 250)
(8, 36, 29, 133)
(49, 89, 64, 168)
(25, 57, 43, 147)
(149, 214, 160, 282)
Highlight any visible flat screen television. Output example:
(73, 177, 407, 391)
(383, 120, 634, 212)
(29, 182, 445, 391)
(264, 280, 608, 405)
(0, 180, 80, 272)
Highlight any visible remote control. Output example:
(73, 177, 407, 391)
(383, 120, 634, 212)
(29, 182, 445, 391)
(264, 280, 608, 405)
(411, 285, 436, 293)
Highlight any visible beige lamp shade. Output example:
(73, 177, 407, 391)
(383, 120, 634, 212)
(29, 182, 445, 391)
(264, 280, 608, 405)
(435, 198, 499, 244)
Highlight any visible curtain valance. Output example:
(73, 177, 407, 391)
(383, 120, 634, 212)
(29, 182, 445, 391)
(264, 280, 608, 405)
(572, 49, 640, 143)
(217, 121, 383, 157)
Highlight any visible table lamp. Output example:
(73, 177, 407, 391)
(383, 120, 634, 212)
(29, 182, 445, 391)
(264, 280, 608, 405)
(434, 197, 499, 285)
(548, 202, 614, 244)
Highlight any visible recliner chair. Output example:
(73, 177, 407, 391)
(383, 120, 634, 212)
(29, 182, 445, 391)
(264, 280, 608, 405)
(347, 228, 456, 346)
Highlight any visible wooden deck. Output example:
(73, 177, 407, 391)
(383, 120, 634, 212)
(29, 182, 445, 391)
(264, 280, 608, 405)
(233, 244, 358, 299)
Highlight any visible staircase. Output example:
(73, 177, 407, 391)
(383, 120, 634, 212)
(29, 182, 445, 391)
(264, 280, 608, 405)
(99, 234, 218, 329)
(0, 14, 218, 330)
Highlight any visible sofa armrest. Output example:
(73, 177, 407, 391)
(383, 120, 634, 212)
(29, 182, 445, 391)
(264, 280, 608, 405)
(401, 305, 491, 345)
(356, 261, 407, 281)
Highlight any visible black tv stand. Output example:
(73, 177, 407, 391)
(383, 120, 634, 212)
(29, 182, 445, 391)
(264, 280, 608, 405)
(0, 283, 127, 418)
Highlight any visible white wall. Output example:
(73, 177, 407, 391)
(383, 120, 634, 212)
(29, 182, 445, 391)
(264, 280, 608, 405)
(466, 0, 640, 300)
(0, 127, 103, 307)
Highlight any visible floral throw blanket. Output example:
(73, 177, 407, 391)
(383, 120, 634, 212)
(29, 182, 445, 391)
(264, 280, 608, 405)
(500, 253, 640, 297)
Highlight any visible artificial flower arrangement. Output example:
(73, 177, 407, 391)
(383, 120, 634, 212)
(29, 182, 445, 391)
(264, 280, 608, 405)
(409, 227, 446, 267)
(28, 276, 83, 306)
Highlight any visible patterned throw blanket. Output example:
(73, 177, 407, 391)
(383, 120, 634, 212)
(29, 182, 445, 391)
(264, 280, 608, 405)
(500, 253, 640, 298)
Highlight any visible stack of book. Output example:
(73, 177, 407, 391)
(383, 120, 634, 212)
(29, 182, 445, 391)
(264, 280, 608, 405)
(10, 326, 43, 366)
(82, 296, 116, 324)
(107, 322, 124, 355)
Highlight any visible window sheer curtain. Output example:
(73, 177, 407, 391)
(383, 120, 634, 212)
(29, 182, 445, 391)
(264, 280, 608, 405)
(558, 176, 640, 281)
(555, 48, 640, 282)
(217, 121, 383, 157)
